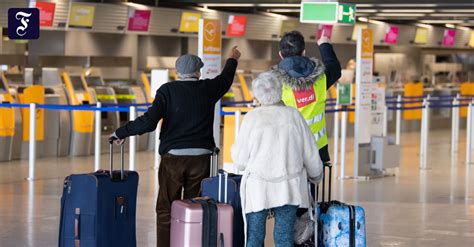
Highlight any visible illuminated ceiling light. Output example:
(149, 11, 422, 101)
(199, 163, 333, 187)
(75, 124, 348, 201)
(376, 13, 426, 17)
(256, 4, 300, 7)
(368, 19, 385, 25)
(375, 4, 437, 7)
(201, 3, 256, 7)
(269, 9, 300, 13)
(356, 4, 375, 7)
(445, 24, 456, 28)
(358, 9, 378, 13)
(416, 23, 433, 29)
(430, 13, 474, 17)
(123, 2, 150, 10)
(421, 20, 464, 24)
(358, 17, 369, 22)
(194, 6, 218, 13)
(379, 9, 435, 13)
(439, 9, 474, 13)
(456, 26, 471, 31)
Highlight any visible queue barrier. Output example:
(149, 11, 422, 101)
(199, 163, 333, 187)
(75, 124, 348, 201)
(2, 93, 473, 180)
(222, 96, 474, 175)
(0, 102, 151, 180)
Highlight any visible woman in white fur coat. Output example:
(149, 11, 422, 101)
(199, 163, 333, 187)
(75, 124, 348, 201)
(231, 72, 323, 247)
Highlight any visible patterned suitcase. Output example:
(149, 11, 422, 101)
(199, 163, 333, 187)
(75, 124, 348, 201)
(317, 164, 366, 247)
(58, 143, 139, 247)
(170, 199, 233, 247)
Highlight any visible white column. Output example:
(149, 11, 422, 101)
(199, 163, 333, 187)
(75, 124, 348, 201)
(340, 107, 348, 178)
(466, 103, 473, 165)
(419, 98, 429, 169)
(27, 103, 36, 181)
(234, 110, 241, 174)
(451, 97, 459, 155)
(333, 105, 339, 165)
(235, 110, 241, 140)
(129, 106, 137, 171)
(383, 105, 388, 137)
(395, 94, 402, 145)
(94, 102, 102, 171)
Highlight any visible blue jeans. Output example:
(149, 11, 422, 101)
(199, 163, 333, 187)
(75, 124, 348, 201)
(246, 205, 298, 247)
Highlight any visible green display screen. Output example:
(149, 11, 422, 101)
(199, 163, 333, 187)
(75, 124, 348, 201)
(300, 2, 338, 24)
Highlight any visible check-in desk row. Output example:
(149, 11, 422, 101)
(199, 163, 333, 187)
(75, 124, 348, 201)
(0, 69, 152, 162)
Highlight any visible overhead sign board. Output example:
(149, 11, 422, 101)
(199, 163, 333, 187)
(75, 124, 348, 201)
(469, 31, 474, 48)
(338, 3, 356, 24)
(414, 27, 428, 44)
(179, 12, 202, 33)
(280, 19, 299, 36)
(37, 2, 55, 27)
(127, 9, 151, 32)
(226, 15, 247, 37)
(68, 3, 95, 28)
(300, 2, 338, 24)
(300, 2, 356, 25)
(384, 25, 399, 44)
(442, 29, 456, 47)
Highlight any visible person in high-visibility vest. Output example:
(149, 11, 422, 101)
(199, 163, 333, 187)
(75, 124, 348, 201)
(272, 30, 341, 165)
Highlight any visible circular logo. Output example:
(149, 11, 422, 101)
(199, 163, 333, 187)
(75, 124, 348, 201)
(204, 21, 216, 42)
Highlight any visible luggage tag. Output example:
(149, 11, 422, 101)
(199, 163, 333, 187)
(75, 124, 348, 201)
(115, 196, 127, 219)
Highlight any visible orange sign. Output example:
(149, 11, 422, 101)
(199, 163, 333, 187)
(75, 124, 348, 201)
(203, 19, 221, 55)
(361, 28, 373, 59)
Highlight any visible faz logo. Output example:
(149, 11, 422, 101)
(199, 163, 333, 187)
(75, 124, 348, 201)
(293, 87, 317, 108)
(8, 8, 40, 40)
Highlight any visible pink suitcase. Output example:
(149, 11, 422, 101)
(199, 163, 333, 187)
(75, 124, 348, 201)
(170, 199, 233, 247)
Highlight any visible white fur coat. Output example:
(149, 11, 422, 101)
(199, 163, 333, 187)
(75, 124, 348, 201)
(231, 105, 323, 214)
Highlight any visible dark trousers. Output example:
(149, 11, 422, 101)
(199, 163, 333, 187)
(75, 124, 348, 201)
(156, 154, 210, 247)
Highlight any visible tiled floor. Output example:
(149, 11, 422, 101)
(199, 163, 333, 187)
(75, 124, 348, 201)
(0, 129, 473, 246)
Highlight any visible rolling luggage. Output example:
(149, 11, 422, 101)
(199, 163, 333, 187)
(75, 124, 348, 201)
(58, 143, 139, 247)
(201, 170, 244, 247)
(317, 164, 366, 247)
(170, 198, 233, 247)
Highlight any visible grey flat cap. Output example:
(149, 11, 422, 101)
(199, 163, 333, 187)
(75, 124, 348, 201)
(175, 54, 204, 74)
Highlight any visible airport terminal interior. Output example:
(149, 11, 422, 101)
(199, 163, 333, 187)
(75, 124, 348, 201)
(0, 0, 473, 246)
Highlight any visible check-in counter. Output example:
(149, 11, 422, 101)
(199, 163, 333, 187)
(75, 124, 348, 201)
(0, 73, 15, 162)
(13, 85, 45, 160)
(111, 82, 150, 151)
(84, 75, 120, 153)
(42, 68, 71, 157)
(62, 73, 94, 156)
(139, 72, 156, 151)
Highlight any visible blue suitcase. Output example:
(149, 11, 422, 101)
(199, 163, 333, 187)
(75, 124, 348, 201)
(316, 164, 366, 247)
(58, 143, 139, 247)
(201, 165, 244, 247)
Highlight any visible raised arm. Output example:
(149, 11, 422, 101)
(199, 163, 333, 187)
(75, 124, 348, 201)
(318, 33, 342, 90)
(208, 46, 241, 102)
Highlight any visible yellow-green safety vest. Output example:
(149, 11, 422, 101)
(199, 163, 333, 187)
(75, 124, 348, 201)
(282, 74, 328, 149)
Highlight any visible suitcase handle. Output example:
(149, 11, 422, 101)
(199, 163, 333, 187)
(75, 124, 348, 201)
(210, 147, 220, 177)
(317, 162, 332, 203)
(109, 142, 125, 181)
